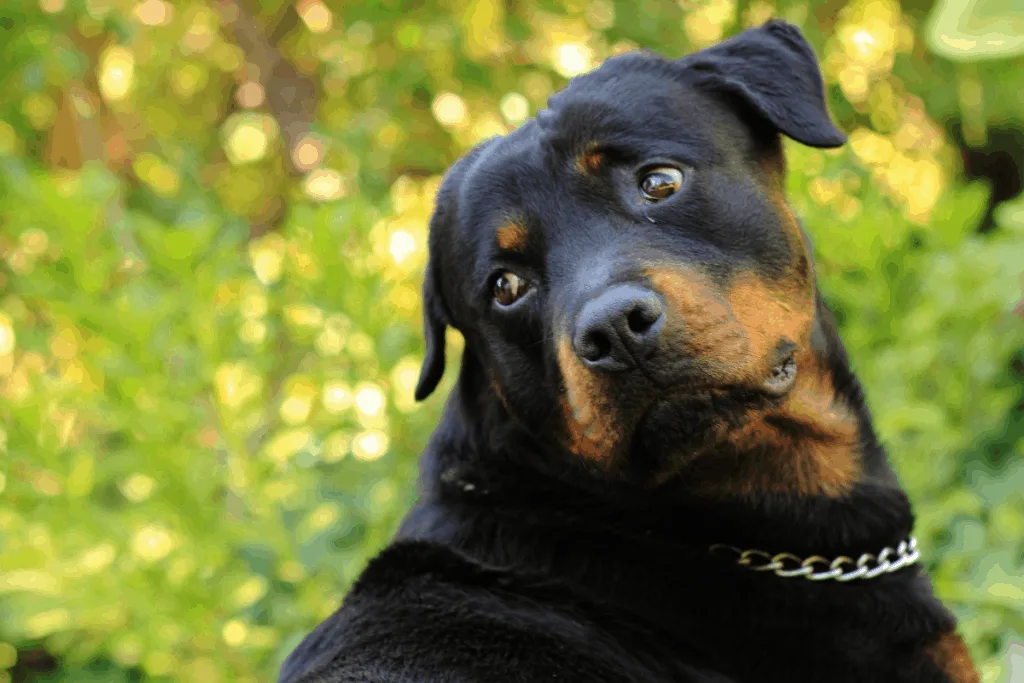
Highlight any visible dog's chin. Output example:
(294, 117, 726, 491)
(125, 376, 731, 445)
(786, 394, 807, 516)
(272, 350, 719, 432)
(620, 386, 759, 486)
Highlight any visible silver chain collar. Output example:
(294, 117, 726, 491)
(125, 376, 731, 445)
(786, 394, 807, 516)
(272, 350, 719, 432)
(708, 537, 920, 582)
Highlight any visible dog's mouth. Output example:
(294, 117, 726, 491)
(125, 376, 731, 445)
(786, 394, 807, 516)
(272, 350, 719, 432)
(608, 354, 799, 482)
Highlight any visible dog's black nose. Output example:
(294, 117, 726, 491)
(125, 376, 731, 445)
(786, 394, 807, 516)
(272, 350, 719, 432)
(573, 286, 664, 372)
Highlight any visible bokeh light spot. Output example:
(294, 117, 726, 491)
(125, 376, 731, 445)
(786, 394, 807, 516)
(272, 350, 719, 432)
(354, 383, 385, 418)
(135, 0, 172, 26)
(552, 43, 593, 77)
(499, 92, 529, 125)
(98, 46, 135, 103)
(432, 92, 468, 127)
(352, 430, 389, 461)
(298, 0, 333, 34)
(235, 81, 265, 109)
(304, 168, 346, 201)
(322, 381, 354, 414)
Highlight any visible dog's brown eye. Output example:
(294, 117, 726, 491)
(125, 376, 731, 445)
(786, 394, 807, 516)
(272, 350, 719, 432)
(493, 272, 530, 306)
(639, 167, 685, 201)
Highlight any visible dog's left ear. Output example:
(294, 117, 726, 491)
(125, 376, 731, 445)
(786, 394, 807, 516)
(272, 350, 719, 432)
(680, 20, 846, 148)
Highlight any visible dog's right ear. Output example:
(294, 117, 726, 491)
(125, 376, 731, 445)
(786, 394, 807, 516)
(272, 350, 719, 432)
(414, 251, 450, 401)
(414, 166, 464, 402)
(414, 142, 494, 401)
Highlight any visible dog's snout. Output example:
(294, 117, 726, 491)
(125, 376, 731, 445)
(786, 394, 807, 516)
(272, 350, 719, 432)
(573, 286, 664, 372)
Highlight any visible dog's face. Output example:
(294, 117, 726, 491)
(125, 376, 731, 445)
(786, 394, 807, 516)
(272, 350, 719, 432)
(416, 22, 859, 490)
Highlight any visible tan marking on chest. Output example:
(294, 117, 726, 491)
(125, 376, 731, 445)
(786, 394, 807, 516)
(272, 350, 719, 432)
(926, 632, 980, 683)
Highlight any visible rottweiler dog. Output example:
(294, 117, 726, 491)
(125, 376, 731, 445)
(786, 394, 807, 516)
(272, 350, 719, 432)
(280, 21, 979, 683)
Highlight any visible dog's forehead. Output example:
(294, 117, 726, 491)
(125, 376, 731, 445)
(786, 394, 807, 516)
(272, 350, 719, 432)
(448, 62, 742, 242)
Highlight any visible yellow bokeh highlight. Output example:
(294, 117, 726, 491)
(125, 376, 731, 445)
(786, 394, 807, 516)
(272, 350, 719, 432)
(222, 619, 248, 647)
(432, 93, 468, 127)
(265, 427, 313, 464)
(684, 0, 736, 48)
(69, 543, 116, 576)
(304, 168, 346, 201)
(135, 0, 172, 26)
(24, 609, 70, 638)
(462, 0, 506, 60)
(305, 502, 340, 534)
(214, 361, 264, 411)
(98, 46, 135, 102)
(354, 382, 385, 418)
(351, 430, 389, 461)
(232, 576, 269, 608)
(283, 303, 324, 329)
(388, 230, 418, 266)
(120, 473, 156, 502)
(279, 376, 317, 425)
(131, 524, 175, 563)
(0, 642, 15, 668)
(322, 381, 354, 414)
(133, 153, 180, 197)
(248, 233, 286, 285)
(298, 0, 333, 34)
(552, 42, 593, 77)
(0, 570, 62, 596)
(500, 92, 529, 125)
(0, 313, 15, 355)
(225, 122, 269, 165)
(390, 356, 421, 413)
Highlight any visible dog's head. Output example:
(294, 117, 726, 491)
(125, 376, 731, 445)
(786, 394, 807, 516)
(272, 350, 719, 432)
(415, 21, 868, 495)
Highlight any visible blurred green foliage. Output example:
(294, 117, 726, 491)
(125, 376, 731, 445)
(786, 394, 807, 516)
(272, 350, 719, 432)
(0, 0, 1021, 681)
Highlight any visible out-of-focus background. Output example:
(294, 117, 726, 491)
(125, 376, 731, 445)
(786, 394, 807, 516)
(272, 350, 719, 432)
(0, 0, 1021, 680)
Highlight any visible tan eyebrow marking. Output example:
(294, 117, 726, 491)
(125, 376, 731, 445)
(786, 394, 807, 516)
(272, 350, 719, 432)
(496, 221, 529, 252)
(575, 141, 603, 175)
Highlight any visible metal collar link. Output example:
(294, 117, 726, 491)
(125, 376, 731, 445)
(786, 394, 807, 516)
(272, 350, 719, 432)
(708, 537, 920, 582)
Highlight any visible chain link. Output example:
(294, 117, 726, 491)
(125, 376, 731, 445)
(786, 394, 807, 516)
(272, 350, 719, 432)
(708, 537, 920, 582)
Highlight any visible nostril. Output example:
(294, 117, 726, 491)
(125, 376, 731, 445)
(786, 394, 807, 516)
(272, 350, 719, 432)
(627, 307, 655, 334)
(578, 329, 611, 362)
(626, 298, 663, 336)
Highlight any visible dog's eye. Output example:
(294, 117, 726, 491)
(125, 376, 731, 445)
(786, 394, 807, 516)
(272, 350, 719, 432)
(639, 167, 685, 201)
(493, 272, 530, 306)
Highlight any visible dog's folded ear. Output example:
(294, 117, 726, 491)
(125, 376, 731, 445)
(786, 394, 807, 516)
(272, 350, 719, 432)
(414, 166, 465, 401)
(415, 253, 449, 401)
(679, 20, 846, 148)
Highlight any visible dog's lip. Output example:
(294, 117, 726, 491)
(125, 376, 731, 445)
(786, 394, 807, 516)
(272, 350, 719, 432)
(638, 356, 706, 391)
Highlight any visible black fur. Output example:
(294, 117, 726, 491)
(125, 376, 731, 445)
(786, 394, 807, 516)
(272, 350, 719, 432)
(281, 21, 970, 683)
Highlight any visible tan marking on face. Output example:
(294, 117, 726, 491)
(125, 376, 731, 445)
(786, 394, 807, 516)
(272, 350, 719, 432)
(725, 274, 814, 364)
(645, 265, 860, 498)
(645, 266, 753, 382)
(496, 222, 529, 252)
(926, 632, 979, 683)
(574, 142, 603, 175)
(491, 378, 511, 412)
(759, 154, 814, 280)
(688, 351, 861, 497)
(557, 338, 618, 462)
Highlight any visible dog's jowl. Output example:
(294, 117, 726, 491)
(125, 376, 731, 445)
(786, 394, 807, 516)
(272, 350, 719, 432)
(280, 21, 980, 683)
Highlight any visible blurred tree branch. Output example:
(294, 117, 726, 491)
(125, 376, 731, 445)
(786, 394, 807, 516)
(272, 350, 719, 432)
(218, 0, 319, 237)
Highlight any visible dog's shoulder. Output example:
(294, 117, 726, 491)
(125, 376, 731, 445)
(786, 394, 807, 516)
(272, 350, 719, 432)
(278, 540, 732, 683)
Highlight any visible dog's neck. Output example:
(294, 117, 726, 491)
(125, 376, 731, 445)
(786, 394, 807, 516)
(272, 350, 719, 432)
(414, 305, 912, 548)
(392, 350, 963, 651)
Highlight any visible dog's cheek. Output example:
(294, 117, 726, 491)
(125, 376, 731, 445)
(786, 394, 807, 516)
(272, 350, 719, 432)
(644, 266, 753, 384)
(556, 339, 620, 463)
(724, 274, 814, 377)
